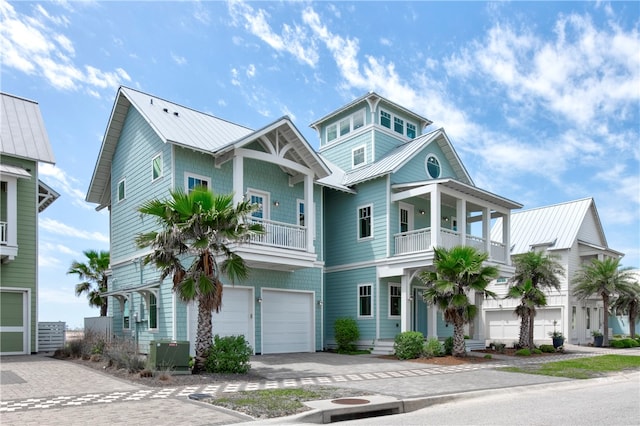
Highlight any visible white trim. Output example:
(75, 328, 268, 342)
(357, 203, 373, 241)
(398, 202, 414, 233)
(357, 283, 374, 319)
(151, 152, 163, 182)
(322, 108, 366, 147)
(351, 144, 366, 169)
(184, 172, 211, 192)
(297, 198, 305, 227)
(379, 108, 416, 140)
(260, 288, 315, 354)
(246, 188, 270, 220)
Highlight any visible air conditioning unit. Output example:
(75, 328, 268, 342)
(148, 340, 190, 374)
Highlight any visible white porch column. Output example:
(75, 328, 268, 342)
(304, 174, 315, 253)
(456, 198, 466, 246)
(232, 155, 244, 205)
(430, 186, 441, 248)
(428, 305, 438, 338)
(502, 213, 511, 265)
(482, 206, 491, 257)
(400, 274, 411, 332)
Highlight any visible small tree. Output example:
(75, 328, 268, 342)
(611, 281, 640, 338)
(573, 258, 635, 347)
(334, 317, 359, 353)
(68, 250, 110, 316)
(420, 246, 499, 357)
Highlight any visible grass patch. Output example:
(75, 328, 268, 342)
(500, 355, 640, 379)
(208, 386, 368, 419)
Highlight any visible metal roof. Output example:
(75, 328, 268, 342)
(1, 92, 55, 164)
(491, 198, 611, 255)
(340, 128, 473, 187)
(0, 163, 31, 179)
(87, 87, 331, 209)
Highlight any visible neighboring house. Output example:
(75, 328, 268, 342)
(610, 269, 640, 336)
(313, 93, 522, 353)
(86, 87, 333, 355)
(86, 88, 522, 355)
(485, 198, 624, 345)
(1, 93, 59, 355)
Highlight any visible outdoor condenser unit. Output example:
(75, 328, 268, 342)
(148, 340, 190, 374)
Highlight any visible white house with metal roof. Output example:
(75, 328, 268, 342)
(1, 92, 59, 355)
(484, 198, 624, 346)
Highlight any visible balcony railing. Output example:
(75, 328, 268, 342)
(0, 221, 6, 244)
(248, 217, 306, 251)
(393, 227, 507, 263)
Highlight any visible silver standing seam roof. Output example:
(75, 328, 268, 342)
(1, 92, 56, 164)
(491, 197, 620, 256)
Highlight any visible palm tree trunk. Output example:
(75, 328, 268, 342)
(100, 299, 108, 317)
(630, 302, 638, 338)
(453, 320, 466, 357)
(194, 298, 214, 373)
(518, 310, 529, 348)
(602, 293, 609, 347)
(528, 308, 535, 349)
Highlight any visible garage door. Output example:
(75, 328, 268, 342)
(188, 287, 254, 355)
(487, 308, 561, 341)
(262, 290, 313, 354)
(0, 291, 28, 355)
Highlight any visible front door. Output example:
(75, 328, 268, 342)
(413, 288, 428, 337)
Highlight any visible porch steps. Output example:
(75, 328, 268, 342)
(371, 338, 486, 356)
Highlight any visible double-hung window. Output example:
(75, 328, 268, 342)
(380, 110, 391, 128)
(123, 298, 130, 329)
(247, 189, 269, 220)
(148, 293, 158, 330)
(358, 205, 372, 239)
(394, 117, 404, 134)
(406, 123, 416, 139)
(186, 173, 210, 193)
(297, 200, 305, 227)
(352, 145, 365, 168)
(358, 284, 373, 318)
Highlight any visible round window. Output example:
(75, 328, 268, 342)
(426, 155, 441, 178)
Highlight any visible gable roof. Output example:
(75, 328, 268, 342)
(491, 197, 617, 255)
(309, 91, 432, 131)
(339, 128, 473, 187)
(1, 92, 55, 164)
(87, 86, 330, 209)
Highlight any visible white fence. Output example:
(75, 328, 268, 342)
(38, 322, 66, 352)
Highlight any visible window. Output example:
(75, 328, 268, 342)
(399, 203, 413, 233)
(406, 123, 416, 139)
(123, 298, 130, 329)
(389, 284, 401, 317)
(117, 178, 126, 202)
(353, 111, 364, 130)
(152, 154, 163, 181)
(149, 293, 157, 329)
(247, 189, 269, 220)
(358, 284, 372, 317)
(380, 110, 391, 128)
(186, 173, 210, 193)
(339, 117, 351, 137)
(586, 307, 591, 329)
(358, 205, 372, 239)
(297, 200, 305, 227)
(327, 124, 338, 143)
(571, 306, 576, 330)
(394, 117, 404, 134)
(425, 155, 441, 178)
(352, 145, 365, 168)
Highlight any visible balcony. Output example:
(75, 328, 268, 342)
(394, 227, 508, 263)
(248, 217, 307, 251)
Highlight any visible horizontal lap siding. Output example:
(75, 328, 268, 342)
(1, 157, 38, 351)
(320, 131, 372, 171)
(174, 147, 233, 195)
(324, 267, 377, 343)
(391, 142, 456, 184)
(378, 277, 401, 338)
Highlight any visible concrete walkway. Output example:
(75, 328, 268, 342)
(1, 345, 638, 425)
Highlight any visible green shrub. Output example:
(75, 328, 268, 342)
(484, 354, 492, 359)
(66, 339, 84, 358)
(515, 348, 531, 356)
(422, 337, 443, 357)
(334, 317, 360, 353)
(491, 342, 506, 353)
(532, 348, 542, 354)
(443, 336, 454, 355)
(204, 335, 252, 374)
(610, 340, 626, 348)
(539, 344, 556, 353)
(622, 338, 639, 347)
(394, 331, 425, 360)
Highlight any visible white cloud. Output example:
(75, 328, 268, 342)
(246, 63, 256, 78)
(40, 163, 93, 210)
(171, 52, 187, 66)
(0, 0, 131, 94)
(40, 217, 109, 243)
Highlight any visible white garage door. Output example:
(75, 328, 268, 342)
(188, 287, 254, 355)
(487, 308, 562, 341)
(261, 290, 314, 354)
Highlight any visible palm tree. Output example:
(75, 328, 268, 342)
(509, 251, 564, 348)
(611, 281, 640, 338)
(68, 250, 110, 316)
(572, 258, 635, 347)
(135, 187, 263, 373)
(506, 279, 548, 348)
(420, 246, 499, 357)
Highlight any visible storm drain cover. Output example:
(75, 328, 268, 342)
(188, 393, 212, 401)
(330, 398, 370, 405)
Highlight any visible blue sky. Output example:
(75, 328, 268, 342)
(1, 1, 638, 328)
